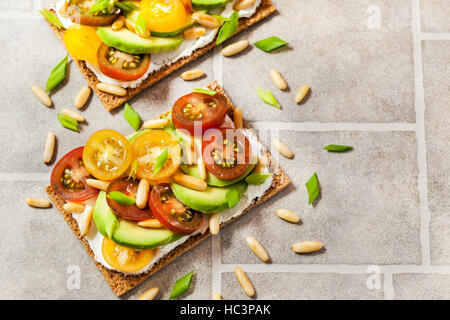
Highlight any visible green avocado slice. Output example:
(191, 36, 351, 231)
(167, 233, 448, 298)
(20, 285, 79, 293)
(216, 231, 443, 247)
(97, 27, 183, 54)
(126, 10, 195, 37)
(192, 0, 231, 11)
(171, 180, 248, 213)
(93, 191, 118, 239)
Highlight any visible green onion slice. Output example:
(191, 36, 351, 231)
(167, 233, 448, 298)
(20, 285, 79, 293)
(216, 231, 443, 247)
(124, 103, 141, 131)
(305, 172, 319, 205)
(192, 88, 217, 96)
(127, 159, 139, 180)
(153, 147, 169, 176)
(57, 113, 79, 132)
(39, 9, 64, 29)
(253, 36, 289, 53)
(135, 13, 147, 36)
(115, 1, 139, 12)
(169, 271, 195, 300)
(216, 11, 238, 45)
(106, 191, 136, 206)
(245, 173, 273, 185)
(226, 188, 240, 208)
(256, 88, 281, 109)
(46, 55, 69, 93)
(323, 145, 353, 152)
(89, 0, 113, 14)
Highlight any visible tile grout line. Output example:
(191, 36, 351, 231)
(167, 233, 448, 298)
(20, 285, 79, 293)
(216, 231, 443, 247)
(250, 122, 417, 132)
(0, 173, 49, 181)
(420, 33, 450, 40)
(412, 0, 431, 266)
(383, 272, 394, 300)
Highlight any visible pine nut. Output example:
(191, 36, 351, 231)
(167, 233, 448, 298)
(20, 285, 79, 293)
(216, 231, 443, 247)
(233, 107, 243, 129)
(96, 82, 127, 96)
(270, 69, 287, 90)
(74, 86, 91, 109)
(209, 212, 220, 235)
(194, 137, 207, 180)
(192, 12, 221, 29)
(63, 202, 85, 214)
(221, 40, 249, 57)
(142, 118, 169, 129)
(234, 267, 255, 297)
(138, 219, 164, 228)
(136, 179, 150, 209)
(86, 179, 110, 191)
(246, 236, 269, 262)
(212, 292, 222, 300)
(295, 85, 310, 103)
(173, 173, 207, 191)
(112, 15, 125, 30)
(233, 0, 256, 11)
(43, 132, 56, 164)
(31, 85, 52, 107)
(184, 26, 206, 40)
(139, 287, 159, 300)
(272, 140, 294, 159)
(62, 108, 85, 122)
(291, 241, 323, 253)
(25, 198, 51, 208)
(255, 154, 269, 173)
(275, 209, 300, 223)
(180, 69, 204, 81)
(79, 205, 94, 237)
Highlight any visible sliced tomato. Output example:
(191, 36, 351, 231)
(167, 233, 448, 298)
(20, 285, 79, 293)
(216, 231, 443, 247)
(132, 130, 181, 181)
(140, 0, 190, 33)
(181, 0, 193, 13)
(51, 147, 99, 202)
(202, 128, 251, 180)
(67, 0, 119, 26)
(102, 237, 155, 272)
(106, 178, 154, 221)
(64, 24, 103, 66)
(149, 184, 203, 235)
(97, 43, 151, 81)
(171, 92, 228, 135)
(82, 129, 133, 181)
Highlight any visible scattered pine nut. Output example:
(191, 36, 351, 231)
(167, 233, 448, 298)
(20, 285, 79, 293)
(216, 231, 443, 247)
(180, 69, 204, 81)
(295, 85, 310, 104)
(272, 140, 294, 159)
(233, 0, 257, 11)
(270, 69, 287, 90)
(138, 219, 164, 228)
(79, 205, 94, 237)
(62, 108, 85, 122)
(74, 86, 91, 109)
(291, 241, 323, 254)
(275, 209, 300, 223)
(63, 202, 85, 214)
(31, 85, 52, 107)
(192, 12, 221, 28)
(212, 292, 222, 300)
(96, 82, 127, 96)
(234, 266, 255, 297)
(139, 287, 159, 300)
(142, 118, 169, 129)
(209, 212, 220, 235)
(86, 179, 110, 191)
(173, 173, 207, 191)
(221, 40, 250, 57)
(26, 198, 51, 208)
(136, 179, 150, 209)
(254, 154, 269, 173)
(246, 236, 270, 262)
(43, 132, 56, 164)
(184, 26, 206, 40)
(112, 15, 125, 30)
(233, 107, 243, 129)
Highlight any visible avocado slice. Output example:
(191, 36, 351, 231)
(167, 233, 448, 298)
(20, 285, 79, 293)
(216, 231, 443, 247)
(181, 163, 255, 187)
(97, 27, 183, 54)
(192, 0, 230, 11)
(126, 10, 195, 37)
(93, 191, 118, 239)
(171, 180, 248, 213)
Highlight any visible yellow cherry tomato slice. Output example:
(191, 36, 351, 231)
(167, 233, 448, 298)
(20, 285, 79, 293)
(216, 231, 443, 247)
(140, 0, 190, 33)
(83, 129, 133, 181)
(64, 24, 102, 65)
(102, 237, 155, 272)
(132, 130, 181, 181)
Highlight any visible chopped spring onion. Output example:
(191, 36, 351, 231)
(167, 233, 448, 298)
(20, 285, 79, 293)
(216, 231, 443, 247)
(106, 191, 136, 206)
(124, 103, 141, 131)
(216, 11, 238, 45)
(253, 36, 289, 53)
(153, 147, 169, 176)
(323, 145, 353, 152)
(192, 88, 217, 96)
(169, 271, 195, 300)
(245, 173, 273, 185)
(46, 55, 69, 93)
(305, 172, 319, 205)
(39, 9, 64, 29)
(256, 88, 281, 109)
(57, 113, 79, 132)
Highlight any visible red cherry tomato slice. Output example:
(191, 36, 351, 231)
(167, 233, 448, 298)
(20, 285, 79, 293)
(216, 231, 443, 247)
(171, 92, 228, 135)
(50, 147, 99, 202)
(106, 178, 154, 222)
(181, 0, 193, 13)
(97, 43, 151, 81)
(202, 128, 251, 180)
(67, 1, 119, 26)
(149, 184, 203, 235)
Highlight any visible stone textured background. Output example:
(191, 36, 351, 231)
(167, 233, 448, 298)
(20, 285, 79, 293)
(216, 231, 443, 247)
(0, 0, 449, 300)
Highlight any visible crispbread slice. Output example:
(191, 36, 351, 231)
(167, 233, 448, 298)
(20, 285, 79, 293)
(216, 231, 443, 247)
(46, 81, 290, 296)
(45, 0, 276, 111)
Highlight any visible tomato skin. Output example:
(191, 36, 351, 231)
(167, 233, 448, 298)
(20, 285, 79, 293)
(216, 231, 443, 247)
(171, 92, 228, 135)
(202, 128, 251, 180)
(97, 44, 151, 81)
(140, 0, 189, 33)
(181, 0, 193, 12)
(102, 237, 155, 272)
(50, 147, 99, 202)
(149, 184, 203, 235)
(64, 24, 103, 66)
(106, 178, 154, 222)
(67, 1, 119, 26)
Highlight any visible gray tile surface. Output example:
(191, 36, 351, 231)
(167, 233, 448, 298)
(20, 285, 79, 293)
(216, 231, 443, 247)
(222, 130, 421, 265)
(0, 1, 33, 11)
(422, 41, 450, 266)
(222, 272, 384, 300)
(394, 274, 450, 300)
(223, 0, 415, 123)
(420, 0, 450, 32)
